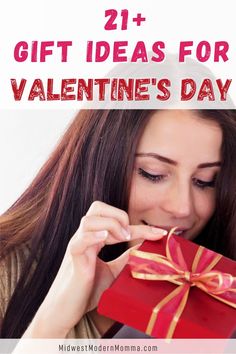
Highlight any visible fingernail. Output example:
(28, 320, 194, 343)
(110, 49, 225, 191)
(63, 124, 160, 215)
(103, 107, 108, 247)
(151, 227, 168, 235)
(121, 227, 131, 241)
(95, 230, 108, 239)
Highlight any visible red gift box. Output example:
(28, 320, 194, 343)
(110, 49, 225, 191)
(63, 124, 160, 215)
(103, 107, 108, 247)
(98, 233, 236, 338)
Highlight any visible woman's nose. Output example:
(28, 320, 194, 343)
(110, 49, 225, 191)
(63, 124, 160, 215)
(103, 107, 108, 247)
(161, 182, 193, 218)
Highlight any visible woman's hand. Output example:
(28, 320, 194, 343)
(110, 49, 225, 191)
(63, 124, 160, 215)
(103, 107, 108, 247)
(24, 201, 167, 338)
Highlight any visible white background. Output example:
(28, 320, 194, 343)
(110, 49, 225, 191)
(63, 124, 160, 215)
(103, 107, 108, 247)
(0, 0, 236, 213)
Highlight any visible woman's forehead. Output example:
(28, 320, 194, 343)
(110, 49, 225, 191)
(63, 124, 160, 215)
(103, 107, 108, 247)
(137, 110, 222, 163)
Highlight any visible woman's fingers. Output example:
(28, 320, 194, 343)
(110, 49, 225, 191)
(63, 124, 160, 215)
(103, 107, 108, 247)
(69, 230, 108, 256)
(79, 215, 131, 242)
(69, 201, 167, 268)
(84, 201, 168, 243)
(70, 218, 167, 257)
(86, 201, 130, 229)
(129, 224, 167, 241)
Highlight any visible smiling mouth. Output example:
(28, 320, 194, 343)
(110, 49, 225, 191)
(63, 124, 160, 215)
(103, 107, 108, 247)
(142, 220, 188, 237)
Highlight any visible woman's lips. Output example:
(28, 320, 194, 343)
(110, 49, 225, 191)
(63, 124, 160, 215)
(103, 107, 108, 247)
(142, 220, 189, 237)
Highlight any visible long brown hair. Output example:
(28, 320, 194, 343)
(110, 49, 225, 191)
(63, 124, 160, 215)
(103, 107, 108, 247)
(1, 109, 236, 338)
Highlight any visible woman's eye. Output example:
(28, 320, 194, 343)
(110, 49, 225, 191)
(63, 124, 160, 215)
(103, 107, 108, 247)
(192, 177, 216, 189)
(138, 168, 165, 183)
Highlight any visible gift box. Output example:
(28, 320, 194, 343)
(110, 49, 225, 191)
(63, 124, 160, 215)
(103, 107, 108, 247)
(98, 232, 236, 338)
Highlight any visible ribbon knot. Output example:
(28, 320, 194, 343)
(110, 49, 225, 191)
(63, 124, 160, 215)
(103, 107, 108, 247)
(183, 271, 191, 283)
(129, 228, 236, 338)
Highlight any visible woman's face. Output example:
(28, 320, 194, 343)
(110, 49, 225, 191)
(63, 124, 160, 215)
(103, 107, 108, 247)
(128, 110, 222, 241)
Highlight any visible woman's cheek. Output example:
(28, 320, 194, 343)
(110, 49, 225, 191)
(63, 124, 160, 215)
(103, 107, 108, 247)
(128, 178, 153, 221)
(129, 187, 163, 224)
(196, 192, 216, 222)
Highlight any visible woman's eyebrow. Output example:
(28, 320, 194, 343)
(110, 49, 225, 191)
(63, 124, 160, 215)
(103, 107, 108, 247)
(135, 153, 177, 165)
(197, 161, 221, 168)
(135, 153, 221, 168)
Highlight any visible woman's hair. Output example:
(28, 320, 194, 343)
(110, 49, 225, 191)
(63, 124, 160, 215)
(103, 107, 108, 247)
(0, 108, 236, 337)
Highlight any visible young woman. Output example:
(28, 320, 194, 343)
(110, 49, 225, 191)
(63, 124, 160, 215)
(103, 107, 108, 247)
(1, 109, 236, 338)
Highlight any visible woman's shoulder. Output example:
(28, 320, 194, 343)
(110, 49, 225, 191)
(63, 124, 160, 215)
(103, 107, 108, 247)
(0, 242, 32, 319)
(0, 241, 31, 284)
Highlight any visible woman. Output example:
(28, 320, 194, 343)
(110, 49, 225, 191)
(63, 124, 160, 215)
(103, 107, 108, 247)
(0, 108, 236, 338)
